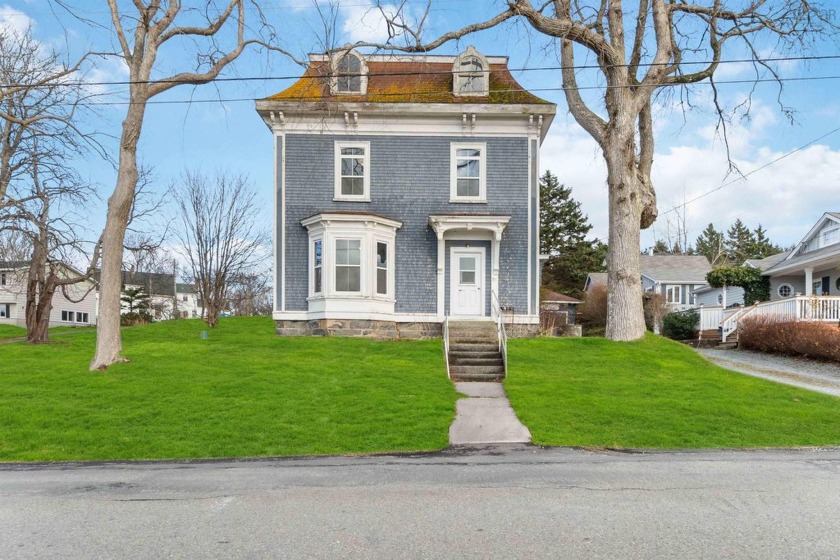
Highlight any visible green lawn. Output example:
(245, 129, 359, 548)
(505, 334, 840, 449)
(0, 317, 458, 462)
(0, 324, 26, 339)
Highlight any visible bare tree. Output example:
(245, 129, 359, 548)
(363, 0, 835, 340)
(227, 271, 272, 316)
(174, 170, 266, 328)
(51, 1, 295, 369)
(0, 25, 101, 343)
(0, 229, 31, 262)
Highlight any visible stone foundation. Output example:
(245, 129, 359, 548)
(276, 319, 442, 339)
(503, 323, 540, 338)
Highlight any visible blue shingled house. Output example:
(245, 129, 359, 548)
(256, 46, 556, 339)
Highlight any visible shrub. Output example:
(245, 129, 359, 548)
(662, 309, 699, 340)
(738, 317, 840, 362)
(579, 284, 608, 328)
(643, 292, 668, 332)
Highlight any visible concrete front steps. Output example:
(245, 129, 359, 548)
(447, 321, 505, 382)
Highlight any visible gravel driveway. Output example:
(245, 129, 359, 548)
(698, 348, 840, 397)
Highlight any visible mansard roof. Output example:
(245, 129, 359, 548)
(263, 53, 552, 106)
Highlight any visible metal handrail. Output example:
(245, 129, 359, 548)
(490, 290, 508, 375)
(443, 315, 451, 381)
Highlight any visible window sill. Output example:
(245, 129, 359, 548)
(308, 294, 394, 302)
(333, 197, 371, 203)
(449, 198, 487, 204)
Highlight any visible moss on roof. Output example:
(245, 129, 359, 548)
(263, 59, 552, 105)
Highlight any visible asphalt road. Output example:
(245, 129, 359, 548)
(3, 445, 840, 559)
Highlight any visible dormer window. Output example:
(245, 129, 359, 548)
(453, 46, 489, 96)
(331, 49, 367, 95)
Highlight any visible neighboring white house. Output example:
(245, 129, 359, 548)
(761, 212, 840, 300)
(93, 270, 204, 321)
(639, 255, 712, 311)
(0, 261, 98, 328)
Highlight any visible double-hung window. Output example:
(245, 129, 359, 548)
(312, 239, 323, 294)
(376, 242, 388, 295)
(450, 143, 486, 202)
(335, 239, 362, 292)
(666, 285, 682, 304)
(335, 141, 370, 201)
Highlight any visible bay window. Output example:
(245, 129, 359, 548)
(302, 213, 401, 316)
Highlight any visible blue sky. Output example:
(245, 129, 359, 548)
(4, 0, 840, 255)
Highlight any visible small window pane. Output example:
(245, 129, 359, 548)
(457, 178, 480, 197)
(314, 267, 322, 293)
(377, 269, 387, 295)
(338, 54, 361, 73)
(314, 240, 322, 266)
(456, 158, 480, 178)
(377, 243, 387, 267)
(341, 157, 364, 177)
(341, 147, 364, 156)
(456, 149, 481, 158)
(460, 271, 476, 285)
(460, 257, 476, 271)
(336, 267, 361, 292)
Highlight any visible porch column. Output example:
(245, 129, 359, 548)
(805, 268, 813, 295)
(491, 232, 501, 317)
(722, 284, 727, 308)
(436, 232, 445, 318)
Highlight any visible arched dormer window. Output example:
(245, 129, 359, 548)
(453, 45, 489, 96)
(331, 49, 368, 95)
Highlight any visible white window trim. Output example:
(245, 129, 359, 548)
(820, 226, 839, 248)
(450, 142, 487, 203)
(309, 237, 324, 297)
(302, 214, 401, 315)
(778, 283, 793, 298)
(334, 141, 371, 202)
(334, 237, 364, 294)
(666, 285, 682, 304)
(329, 49, 368, 96)
(452, 45, 490, 97)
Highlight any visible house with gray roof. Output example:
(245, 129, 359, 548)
(761, 212, 840, 299)
(638, 255, 712, 310)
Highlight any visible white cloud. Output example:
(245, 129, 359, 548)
(0, 4, 35, 37)
(341, 1, 409, 44)
(541, 111, 840, 251)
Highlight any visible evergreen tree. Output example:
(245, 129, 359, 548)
(695, 223, 727, 266)
(539, 171, 591, 255)
(539, 170, 604, 297)
(751, 224, 782, 259)
(120, 287, 152, 324)
(725, 219, 756, 263)
(652, 239, 670, 254)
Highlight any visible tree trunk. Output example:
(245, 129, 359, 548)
(26, 283, 54, 344)
(89, 102, 145, 370)
(603, 113, 646, 342)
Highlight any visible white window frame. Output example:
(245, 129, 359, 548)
(821, 226, 839, 248)
(301, 214, 401, 316)
(334, 238, 363, 294)
(309, 237, 324, 297)
(330, 50, 368, 96)
(452, 46, 490, 97)
(450, 142, 487, 203)
(334, 141, 371, 202)
(778, 283, 793, 298)
(666, 285, 682, 304)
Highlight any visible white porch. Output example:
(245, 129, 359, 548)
(696, 295, 840, 342)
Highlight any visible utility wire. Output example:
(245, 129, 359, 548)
(77, 74, 840, 106)
(659, 126, 840, 217)
(3, 53, 840, 89)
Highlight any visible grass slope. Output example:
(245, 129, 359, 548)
(0, 317, 457, 462)
(0, 324, 26, 340)
(505, 334, 840, 449)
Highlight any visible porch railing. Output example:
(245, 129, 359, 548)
(720, 295, 840, 342)
(490, 290, 508, 375)
(698, 306, 724, 331)
(443, 315, 451, 381)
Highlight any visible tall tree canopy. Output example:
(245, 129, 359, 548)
(539, 170, 606, 298)
(368, 0, 836, 341)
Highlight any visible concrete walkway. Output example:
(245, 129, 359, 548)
(448, 382, 531, 445)
(698, 348, 840, 397)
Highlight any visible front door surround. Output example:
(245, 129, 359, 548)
(450, 247, 485, 317)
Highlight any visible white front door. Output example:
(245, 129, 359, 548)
(450, 248, 485, 317)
